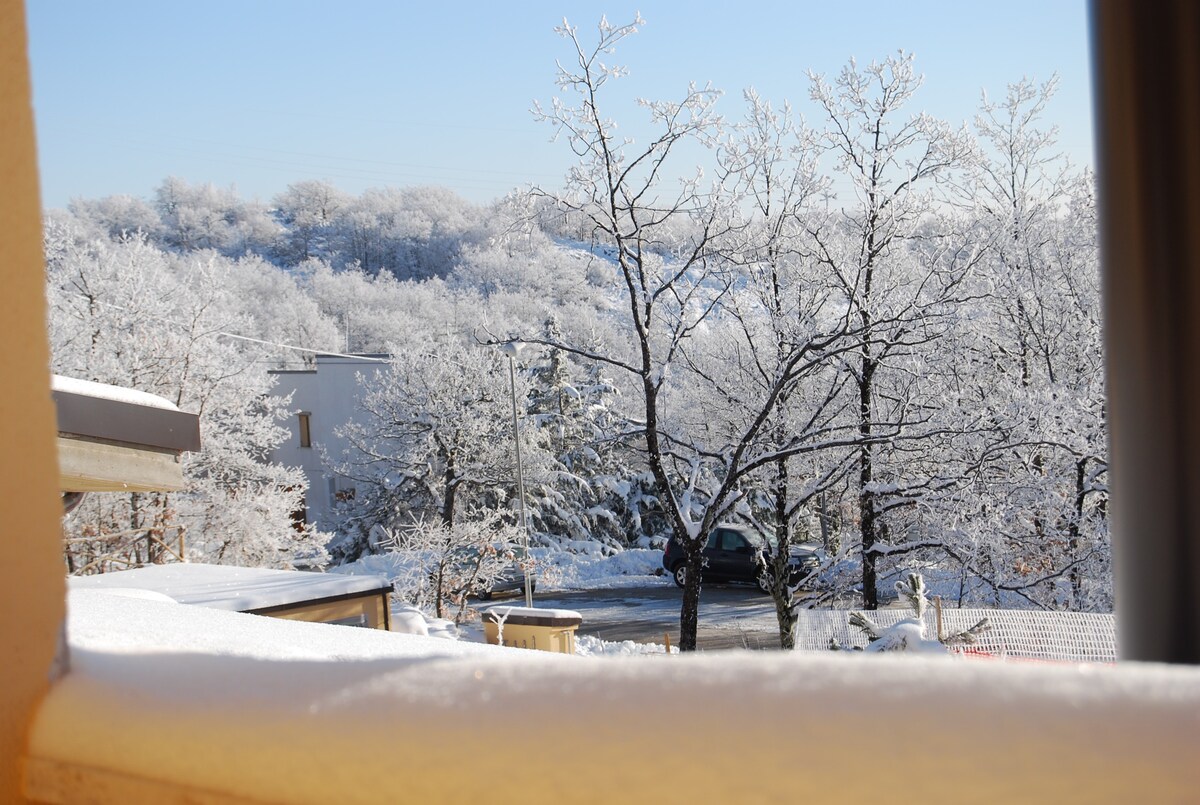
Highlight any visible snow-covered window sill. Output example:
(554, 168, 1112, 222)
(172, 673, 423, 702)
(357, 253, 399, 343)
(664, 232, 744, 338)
(23, 591, 1200, 804)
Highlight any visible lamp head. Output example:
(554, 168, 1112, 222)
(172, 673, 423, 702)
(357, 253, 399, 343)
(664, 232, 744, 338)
(497, 341, 527, 358)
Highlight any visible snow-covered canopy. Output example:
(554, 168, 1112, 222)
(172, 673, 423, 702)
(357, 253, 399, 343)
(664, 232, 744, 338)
(52, 374, 180, 411)
(52, 373, 202, 494)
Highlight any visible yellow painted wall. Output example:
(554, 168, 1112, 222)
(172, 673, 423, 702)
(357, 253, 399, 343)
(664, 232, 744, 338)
(0, 0, 68, 802)
(483, 620, 578, 653)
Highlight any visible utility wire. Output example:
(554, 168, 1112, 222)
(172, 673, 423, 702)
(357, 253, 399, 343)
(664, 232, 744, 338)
(70, 292, 390, 364)
(212, 331, 389, 363)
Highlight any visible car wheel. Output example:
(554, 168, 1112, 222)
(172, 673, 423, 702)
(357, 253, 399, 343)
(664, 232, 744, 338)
(756, 572, 773, 594)
(672, 565, 687, 589)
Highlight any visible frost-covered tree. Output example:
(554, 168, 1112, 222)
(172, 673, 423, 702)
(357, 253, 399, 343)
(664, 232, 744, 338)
(944, 78, 1108, 610)
(530, 16, 734, 650)
(219, 254, 342, 368)
(328, 337, 545, 562)
(805, 54, 977, 609)
(701, 89, 862, 646)
(328, 185, 484, 280)
(66, 194, 162, 243)
(272, 179, 348, 265)
(531, 17, 879, 650)
(45, 223, 328, 571)
(154, 176, 280, 257)
(382, 510, 525, 622)
(524, 319, 649, 548)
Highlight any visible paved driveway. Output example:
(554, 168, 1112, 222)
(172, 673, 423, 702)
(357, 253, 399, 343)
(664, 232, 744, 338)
(519, 583, 797, 651)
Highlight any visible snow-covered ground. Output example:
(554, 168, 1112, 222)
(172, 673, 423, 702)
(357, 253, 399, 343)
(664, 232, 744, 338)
(33, 588, 1200, 805)
(332, 548, 966, 654)
(540, 547, 673, 590)
(336, 548, 676, 655)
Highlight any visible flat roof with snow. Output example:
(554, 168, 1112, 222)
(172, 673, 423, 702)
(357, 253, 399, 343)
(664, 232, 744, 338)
(68, 563, 392, 614)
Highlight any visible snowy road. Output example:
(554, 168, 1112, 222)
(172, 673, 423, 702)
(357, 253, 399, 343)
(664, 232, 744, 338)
(514, 583, 792, 651)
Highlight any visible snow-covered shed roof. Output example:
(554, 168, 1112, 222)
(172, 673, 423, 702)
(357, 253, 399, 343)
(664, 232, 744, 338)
(68, 564, 391, 614)
(481, 605, 583, 626)
(52, 376, 182, 411)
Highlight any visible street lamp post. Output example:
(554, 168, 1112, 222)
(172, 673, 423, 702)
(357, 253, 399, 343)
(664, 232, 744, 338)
(498, 342, 534, 608)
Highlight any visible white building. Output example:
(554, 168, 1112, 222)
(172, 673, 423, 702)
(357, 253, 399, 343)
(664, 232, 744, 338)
(269, 353, 389, 531)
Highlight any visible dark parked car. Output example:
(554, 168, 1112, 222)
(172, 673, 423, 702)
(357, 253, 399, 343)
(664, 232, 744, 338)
(441, 543, 537, 601)
(475, 564, 537, 600)
(662, 524, 820, 594)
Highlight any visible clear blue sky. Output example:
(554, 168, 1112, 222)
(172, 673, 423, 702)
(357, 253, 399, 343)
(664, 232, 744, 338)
(26, 1, 1094, 210)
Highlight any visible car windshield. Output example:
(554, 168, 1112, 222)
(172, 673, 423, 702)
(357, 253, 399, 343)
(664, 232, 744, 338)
(727, 528, 815, 553)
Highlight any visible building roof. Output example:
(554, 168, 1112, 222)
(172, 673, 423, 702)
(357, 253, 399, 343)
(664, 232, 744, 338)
(52, 375, 202, 492)
(53, 376, 201, 454)
(68, 564, 392, 613)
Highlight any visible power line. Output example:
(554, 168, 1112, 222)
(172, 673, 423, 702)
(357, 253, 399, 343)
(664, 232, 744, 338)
(214, 331, 389, 363)
(70, 293, 390, 364)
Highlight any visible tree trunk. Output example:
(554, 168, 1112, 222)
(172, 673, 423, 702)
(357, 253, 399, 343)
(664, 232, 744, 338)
(859, 356, 879, 610)
(441, 452, 458, 528)
(818, 491, 832, 552)
(776, 603, 798, 650)
(860, 489, 879, 610)
(678, 539, 704, 652)
(640, 371, 708, 651)
(1069, 457, 1087, 607)
(433, 563, 445, 619)
(772, 457, 797, 649)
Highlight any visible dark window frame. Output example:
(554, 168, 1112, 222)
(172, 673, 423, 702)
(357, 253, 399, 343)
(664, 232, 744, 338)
(298, 412, 311, 448)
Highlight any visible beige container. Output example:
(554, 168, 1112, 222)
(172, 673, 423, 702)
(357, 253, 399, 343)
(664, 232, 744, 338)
(481, 607, 582, 654)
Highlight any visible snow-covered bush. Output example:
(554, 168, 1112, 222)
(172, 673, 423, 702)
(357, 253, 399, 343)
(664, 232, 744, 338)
(836, 573, 991, 654)
(380, 511, 526, 624)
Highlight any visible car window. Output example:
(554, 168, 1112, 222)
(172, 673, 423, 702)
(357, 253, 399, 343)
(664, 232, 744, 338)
(744, 530, 768, 550)
(720, 531, 746, 552)
(705, 531, 721, 550)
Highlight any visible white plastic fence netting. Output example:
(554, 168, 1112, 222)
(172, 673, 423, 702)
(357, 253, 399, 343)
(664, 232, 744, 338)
(795, 608, 1116, 663)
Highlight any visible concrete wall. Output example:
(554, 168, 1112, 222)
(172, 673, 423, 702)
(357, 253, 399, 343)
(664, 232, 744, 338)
(269, 355, 388, 531)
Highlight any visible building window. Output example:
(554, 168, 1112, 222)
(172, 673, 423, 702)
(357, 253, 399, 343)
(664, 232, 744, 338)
(298, 412, 311, 448)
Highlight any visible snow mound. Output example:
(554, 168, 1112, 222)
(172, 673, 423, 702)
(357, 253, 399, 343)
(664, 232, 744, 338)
(390, 606, 429, 636)
(862, 618, 948, 654)
(544, 548, 668, 591)
(575, 635, 677, 657)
